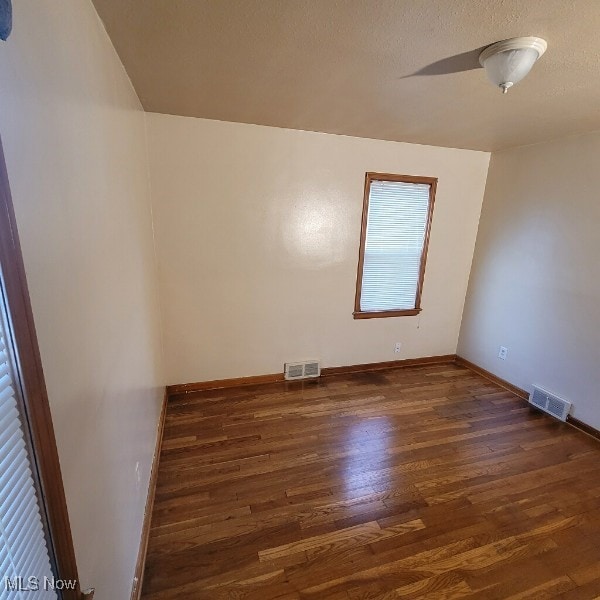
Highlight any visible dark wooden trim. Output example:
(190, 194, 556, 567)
(353, 308, 421, 319)
(353, 172, 373, 316)
(321, 354, 457, 376)
(358, 172, 439, 185)
(454, 356, 529, 400)
(415, 176, 436, 310)
(130, 389, 168, 600)
(168, 373, 285, 395)
(0, 137, 81, 598)
(455, 356, 600, 442)
(353, 172, 437, 319)
(168, 355, 457, 396)
(566, 415, 600, 441)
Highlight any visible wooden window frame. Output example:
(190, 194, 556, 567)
(353, 172, 437, 320)
(0, 136, 83, 599)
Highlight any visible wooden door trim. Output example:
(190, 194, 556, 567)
(0, 137, 82, 599)
(130, 390, 168, 600)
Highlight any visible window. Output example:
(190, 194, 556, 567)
(354, 172, 437, 319)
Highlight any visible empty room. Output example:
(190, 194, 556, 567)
(1, 1, 600, 599)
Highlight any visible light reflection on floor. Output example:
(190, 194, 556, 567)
(342, 416, 393, 498)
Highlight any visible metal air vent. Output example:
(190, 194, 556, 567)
(284, 360, 321, 380)
(529, 386, 571, 421)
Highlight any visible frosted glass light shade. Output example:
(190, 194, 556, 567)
(479, 37, 547, 93)
(482, 48, 539, 91)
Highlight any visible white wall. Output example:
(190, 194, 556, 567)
(147, 114, 490, 385)
(459, 131, 600, 430)
(0, 2, 164, 598)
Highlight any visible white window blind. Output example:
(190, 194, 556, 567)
(360, 179, 432, 312)
(0, 305, 56, 599)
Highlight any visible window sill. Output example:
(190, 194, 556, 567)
(353, 308, 422, 319)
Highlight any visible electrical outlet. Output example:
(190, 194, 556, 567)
(498, 346, 508, 360)
(394, 342, 402, 353)
(135, 461, 141, 487)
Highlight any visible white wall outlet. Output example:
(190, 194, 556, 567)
(394, 342, 402, 353)
(135, 461, 141, 488)
(498, 346, 508, 360)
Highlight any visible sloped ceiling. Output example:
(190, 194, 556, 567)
(92, 0, 600, 151)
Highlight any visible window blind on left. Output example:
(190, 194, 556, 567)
(0, 287, 57, 599)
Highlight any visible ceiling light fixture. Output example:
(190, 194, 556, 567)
(479, 36, 547, 94)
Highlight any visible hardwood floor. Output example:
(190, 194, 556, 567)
(141, 363, 600, 599)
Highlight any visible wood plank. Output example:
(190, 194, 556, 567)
(258, 519, 424, 562)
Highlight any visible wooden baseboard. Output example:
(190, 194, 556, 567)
(130, 389, 168, 600)
(167, 354, 458, 396)
(168, 372, 285, 395)
(454, 356, 529, 400)
(321, 354, 457, 377)
(455, 355, 600, 442)
(566, 415, 600, 441)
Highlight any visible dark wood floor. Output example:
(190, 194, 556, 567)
(141, 363, 600, 599)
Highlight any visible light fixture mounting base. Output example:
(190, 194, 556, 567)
(479, 36, 548, 66)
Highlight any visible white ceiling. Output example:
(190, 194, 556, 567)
(92, 0, 600, 151)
